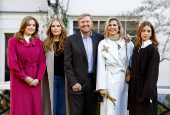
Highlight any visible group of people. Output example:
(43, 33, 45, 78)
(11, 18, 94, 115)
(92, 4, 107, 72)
(7, 13, 160, 115)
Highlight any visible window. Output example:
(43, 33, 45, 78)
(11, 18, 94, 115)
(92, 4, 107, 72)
(5, 33, 14, 81)
(73, 20, 139, 43)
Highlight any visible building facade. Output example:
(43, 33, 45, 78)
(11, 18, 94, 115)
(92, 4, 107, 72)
(1, 0, 170, 87)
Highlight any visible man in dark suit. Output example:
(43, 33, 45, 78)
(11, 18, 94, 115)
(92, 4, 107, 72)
(64, 13, 131, 115)
(64, 13, 103, 115)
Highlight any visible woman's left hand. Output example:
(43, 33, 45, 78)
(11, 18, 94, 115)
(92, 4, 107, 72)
(100, 89, 108, 97)
(29, 79, 39, 87)
(124, 34, 131, 43)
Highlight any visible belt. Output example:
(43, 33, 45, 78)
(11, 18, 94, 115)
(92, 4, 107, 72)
(131, 76, 145, 80)
(106, 65, 126, 74)
(21, 59, 37, 71)
(106, 65, 126, 91)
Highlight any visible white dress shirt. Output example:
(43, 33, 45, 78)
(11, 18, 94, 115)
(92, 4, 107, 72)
(81, 32, 93, 73)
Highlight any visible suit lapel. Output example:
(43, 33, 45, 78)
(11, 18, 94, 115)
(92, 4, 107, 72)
(117, 38, 126, 67)
(107, 39, 124, 68)
(92, 32, 98, 63)
(117, 38, 125, 53)
(75, 32, 88, 60)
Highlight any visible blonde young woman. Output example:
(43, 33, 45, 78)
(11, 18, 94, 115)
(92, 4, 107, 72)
(96, 17, 134, 115)
(7, 16, 46, 115)
(42, 18, 67, 115)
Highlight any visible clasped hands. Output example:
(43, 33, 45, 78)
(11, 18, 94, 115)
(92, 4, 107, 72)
(24, 76, 39, 87)
(72, 83, 82, 92)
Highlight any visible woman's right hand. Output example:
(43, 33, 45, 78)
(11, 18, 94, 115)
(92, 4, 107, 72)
(100, 89, 108, 97)
(24, 76, 33, 84)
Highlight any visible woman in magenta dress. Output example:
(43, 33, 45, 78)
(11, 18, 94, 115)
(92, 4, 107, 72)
(7, 16, 46, 115)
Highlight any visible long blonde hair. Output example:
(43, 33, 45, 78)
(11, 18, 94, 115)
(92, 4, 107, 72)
(104, 17, 124, 39)
(14, 16, 39, 43)
(43, 18, 67, 55)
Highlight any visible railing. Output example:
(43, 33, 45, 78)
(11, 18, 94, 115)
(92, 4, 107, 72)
(0, 81, 170, 115)
(157, 88, 170, 115)
(0, 81, 10, 115)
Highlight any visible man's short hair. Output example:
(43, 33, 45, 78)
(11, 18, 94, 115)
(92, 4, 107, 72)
(78, 13, 92, 23)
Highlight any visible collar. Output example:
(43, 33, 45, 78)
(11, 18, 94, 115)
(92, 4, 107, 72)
(31, 39, 36, 46)
(24, 35, 31, 39)
(116, 37, 125, 48)
(109, 34, 120, 41)
(24, 35, 31, 44)
(141, 40, 152, 48)
(106, 37, 125, 48)
(24, 38, 36, 47)
(80, 31, 92, 39)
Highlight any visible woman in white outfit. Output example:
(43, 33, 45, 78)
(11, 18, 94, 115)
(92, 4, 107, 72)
(96, 17, 134, 115)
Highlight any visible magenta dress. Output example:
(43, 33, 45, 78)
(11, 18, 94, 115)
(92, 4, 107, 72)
(7, 37, 46, 115)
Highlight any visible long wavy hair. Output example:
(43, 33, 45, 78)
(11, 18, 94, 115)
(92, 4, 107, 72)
(14, 16, 39, 43)
(104, 17, 124, 39)
(136, 21, 158, 49)
(43, 18, 67, 55)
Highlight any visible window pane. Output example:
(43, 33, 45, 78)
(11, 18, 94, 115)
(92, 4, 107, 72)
(126, 21, 138, 35)
(99, 21, 105, 34)
(121, 21, 125, 30)
(73, 21, 79, 34)
(126, 21, 139, 44)
(91, 21, 98, 33)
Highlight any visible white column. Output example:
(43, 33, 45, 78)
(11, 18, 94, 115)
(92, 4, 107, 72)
(67, 18, 73, 36)
(0, 30, 5, 82)
(50, 0, 56, 3)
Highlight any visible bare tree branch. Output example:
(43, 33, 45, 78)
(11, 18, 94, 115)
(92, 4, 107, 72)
(118, 0, 170, 63)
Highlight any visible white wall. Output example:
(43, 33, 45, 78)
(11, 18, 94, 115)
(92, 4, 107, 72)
(0, 0, 48, 12)
(158, 61, 170, 86)
(155, 8, 170, 86)
(67, 0, 142, 16)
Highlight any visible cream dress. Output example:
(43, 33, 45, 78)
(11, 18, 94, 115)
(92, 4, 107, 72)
(96, 38, 134, 115)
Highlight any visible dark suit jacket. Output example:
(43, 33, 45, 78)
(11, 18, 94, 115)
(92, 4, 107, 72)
(64, 31, 104, 94)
